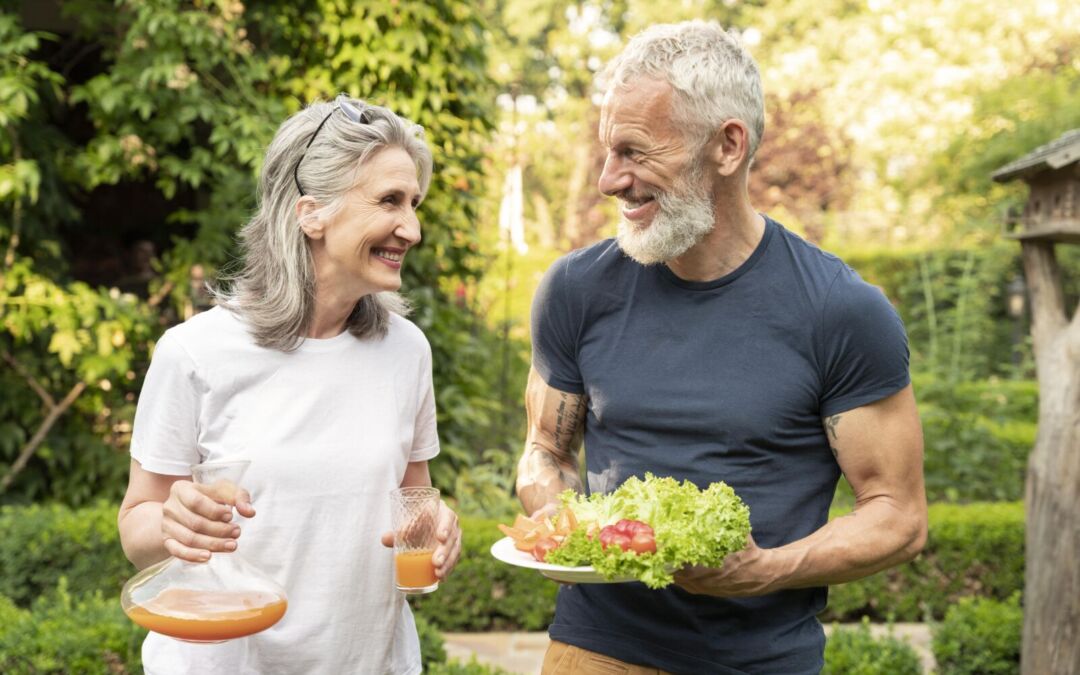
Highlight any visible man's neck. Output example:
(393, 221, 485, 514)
(666, 194, 765, 283)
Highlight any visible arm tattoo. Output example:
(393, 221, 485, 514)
(825, 414, 841, 441)
(553, 393, 585, 456)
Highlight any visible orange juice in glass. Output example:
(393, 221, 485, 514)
(390, 487, 441, 594)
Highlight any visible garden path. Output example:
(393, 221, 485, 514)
(442, 623, 934, 674)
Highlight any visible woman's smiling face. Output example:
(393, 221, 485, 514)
(309, 146, 423, 298)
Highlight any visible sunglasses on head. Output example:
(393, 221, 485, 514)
(293, 95, 371, 196)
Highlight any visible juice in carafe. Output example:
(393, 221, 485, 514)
(125, 588, 288, 642)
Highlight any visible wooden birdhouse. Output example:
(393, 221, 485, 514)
(993, 129, 1080, 244)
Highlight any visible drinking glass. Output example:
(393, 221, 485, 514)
(389, 487, 441, 594)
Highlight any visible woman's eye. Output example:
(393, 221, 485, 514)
(381, 195, 397, 205)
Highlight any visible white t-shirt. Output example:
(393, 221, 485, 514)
(129, 306, 439, 675)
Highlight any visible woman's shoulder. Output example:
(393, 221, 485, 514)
(385, 312, 431, 353)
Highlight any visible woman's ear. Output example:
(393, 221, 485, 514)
(706, 119, 751, 177)
(295, 196, 324, 239)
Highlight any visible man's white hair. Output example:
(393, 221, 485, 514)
(605, 20, 765, 160)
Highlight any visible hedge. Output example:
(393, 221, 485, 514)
(0, 501, 1022, 628)
(931, 594, 1022, 675)
(914, 374, 1036, 503)
(824, 502, 1024, 622)
(823, 619, 922, 675)
(0, 501, 130, 606)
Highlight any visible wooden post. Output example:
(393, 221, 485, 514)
(1019, 239, 1080, 675)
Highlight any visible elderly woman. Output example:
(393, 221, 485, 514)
(117, 95, 460, 674)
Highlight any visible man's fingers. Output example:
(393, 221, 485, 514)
(380, 531, 395, 548)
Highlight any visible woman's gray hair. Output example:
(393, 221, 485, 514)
(605, 20, 765, 161)
(215, 96, 434, 351)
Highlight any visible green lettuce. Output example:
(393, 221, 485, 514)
(544, 473, 751, 588)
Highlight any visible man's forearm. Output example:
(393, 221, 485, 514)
(516, 445, 583, 515)
(764, 496, 927, 591)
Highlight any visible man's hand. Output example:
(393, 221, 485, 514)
(381, 500, 462, 580)
(674, 534, 779, 597)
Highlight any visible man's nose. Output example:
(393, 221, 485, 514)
(598, 154, 632, 197)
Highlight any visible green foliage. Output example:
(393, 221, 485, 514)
(409, 516, 558, 631)
(0, 582, 145, 675)
(843, 244, 1028, 381)
(0, 0, 525, 506)
(824, 502, 1024, 622)
(823, 618, 923, 675)
(0, 500, 129, 606)
(415, 612, 448, 666)
(932, 594, 1022, 675)
(915, 373, 1037, 502)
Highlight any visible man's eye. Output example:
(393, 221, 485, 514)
(381, 195, 398, 204)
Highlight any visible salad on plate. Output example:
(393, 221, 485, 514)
(494, 473, 751, 589)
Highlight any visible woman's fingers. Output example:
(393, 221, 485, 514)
(161, 480, 248, 559)
(163, 517, 240, 553)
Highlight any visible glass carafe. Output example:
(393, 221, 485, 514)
(121, 460, 288, 643)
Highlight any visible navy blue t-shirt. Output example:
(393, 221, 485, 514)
(530, 216, 910, 674)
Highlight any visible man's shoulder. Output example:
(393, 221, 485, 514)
(550, 238, 633, 284)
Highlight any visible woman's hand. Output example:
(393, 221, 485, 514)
(381, 500, 462, 580)
(161, 479, 255, 562)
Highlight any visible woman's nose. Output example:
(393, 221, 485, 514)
(396, 212, 422, 246)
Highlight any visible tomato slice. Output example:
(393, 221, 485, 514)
(533, 537, 560, 562)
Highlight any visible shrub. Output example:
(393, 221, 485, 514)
(824, 502, 1024, 622)
(915, 374, 1036, 502)
(409, 516, 559, 631)
(823, 619, 922, 675)
(932, 594, 1022, 675)
(0, 501, 129, 607)
(416, 613, 448, 665)
(0, 582, 145, 674)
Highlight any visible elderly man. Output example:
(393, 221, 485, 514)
(516, 20, 927, 675)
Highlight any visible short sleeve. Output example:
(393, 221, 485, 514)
(409, 339, 440, 462)
(819, 268, 910, 417)
(129, 331, 203, 475)
(530, 255, 584, 394)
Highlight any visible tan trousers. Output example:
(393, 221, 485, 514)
(541, 640, 673, 675)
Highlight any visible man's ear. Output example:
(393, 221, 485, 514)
(295, 196, 324, 239)
(705, 119, 751, 177)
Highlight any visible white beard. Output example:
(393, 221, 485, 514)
(616, 175, 714, 265)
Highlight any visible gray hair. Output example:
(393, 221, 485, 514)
(605, 20, 765, 161)
(215, 96, 434, 351)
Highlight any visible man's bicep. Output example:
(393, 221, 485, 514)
(526, 366, 586, 460)
(823, 384, 924, 505)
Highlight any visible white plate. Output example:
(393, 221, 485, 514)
(489, 536, 639, 584)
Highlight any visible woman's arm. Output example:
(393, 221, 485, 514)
(118, 459, 252, 569)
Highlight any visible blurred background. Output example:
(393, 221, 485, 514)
(1, 0, 1076, 672)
